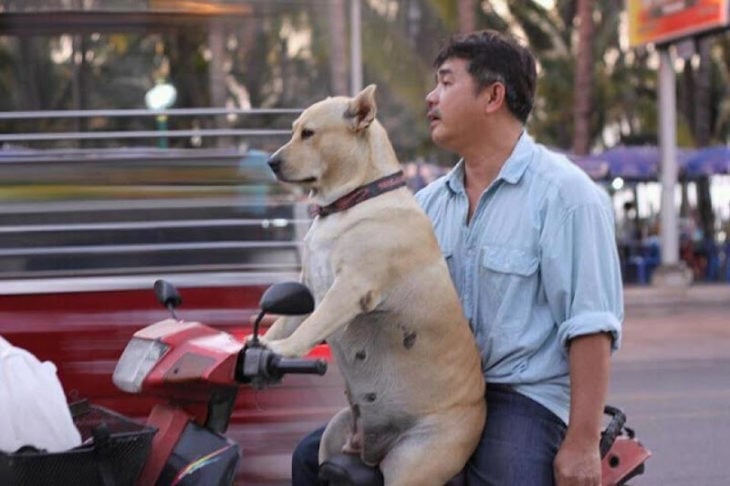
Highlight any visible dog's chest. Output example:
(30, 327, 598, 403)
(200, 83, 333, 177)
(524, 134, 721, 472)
(302, 231, 337, 299)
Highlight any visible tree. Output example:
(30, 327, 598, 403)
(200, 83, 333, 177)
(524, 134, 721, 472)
(458, 0, 475, 33)
(572, 0, 594, 155)
(327, 0, 349, 95)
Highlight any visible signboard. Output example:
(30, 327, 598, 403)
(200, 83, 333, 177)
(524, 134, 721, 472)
(628, 0, 729, 47)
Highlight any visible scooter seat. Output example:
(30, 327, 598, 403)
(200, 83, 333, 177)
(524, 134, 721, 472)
(318, 453, 467, 485)
(319, 454, 383, 486)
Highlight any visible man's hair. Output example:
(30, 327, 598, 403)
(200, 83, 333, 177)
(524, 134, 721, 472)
(434, 29, 537, 123)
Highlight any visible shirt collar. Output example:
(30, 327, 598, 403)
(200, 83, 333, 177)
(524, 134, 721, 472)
(445, 131, 534, 194)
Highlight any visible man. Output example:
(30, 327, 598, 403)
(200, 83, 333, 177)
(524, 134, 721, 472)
(293, 29, 623, 485)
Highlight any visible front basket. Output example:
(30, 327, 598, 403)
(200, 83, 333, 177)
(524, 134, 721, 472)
(0, 401, 156, 486)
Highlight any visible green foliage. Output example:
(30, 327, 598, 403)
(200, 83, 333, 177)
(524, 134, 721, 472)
(1, 1, 730, 157)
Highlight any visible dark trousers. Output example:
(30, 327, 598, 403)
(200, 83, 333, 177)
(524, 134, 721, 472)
(292, 385, 566, 485)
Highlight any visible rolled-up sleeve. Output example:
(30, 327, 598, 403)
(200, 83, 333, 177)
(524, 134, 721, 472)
(541, 200, 624, 352)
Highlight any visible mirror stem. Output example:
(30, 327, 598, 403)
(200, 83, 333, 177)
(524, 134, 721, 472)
(251, 311, 265, 345)
(167, 303, 178, 320)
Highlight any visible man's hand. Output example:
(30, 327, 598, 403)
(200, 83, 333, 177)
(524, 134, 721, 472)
(554, 433, 601, 485)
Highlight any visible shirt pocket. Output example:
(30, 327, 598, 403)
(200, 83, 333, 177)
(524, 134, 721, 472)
(479, 245, 539, 332)
(481, 245, 539, 276)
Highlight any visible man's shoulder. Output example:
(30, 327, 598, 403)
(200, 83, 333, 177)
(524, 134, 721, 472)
(414, 172, 450, 207)
(528, 144, 607, 208)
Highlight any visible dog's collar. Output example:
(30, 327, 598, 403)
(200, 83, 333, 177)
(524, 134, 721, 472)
(315, 170, 407, 217)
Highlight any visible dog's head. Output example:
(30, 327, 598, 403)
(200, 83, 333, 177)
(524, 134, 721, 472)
(268, 84, 398, 206)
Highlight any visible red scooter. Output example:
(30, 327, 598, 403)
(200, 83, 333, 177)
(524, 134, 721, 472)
(117, 280, 651, 486)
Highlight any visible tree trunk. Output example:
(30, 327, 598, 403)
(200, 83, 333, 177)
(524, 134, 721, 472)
(572, 0, 594, 156)
(457, 0, 475, 34)
(328, 0, 349, 95)
(694, 37, 715, 243)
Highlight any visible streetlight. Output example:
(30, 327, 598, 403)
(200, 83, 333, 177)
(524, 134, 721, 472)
(144, 81, 177, 148)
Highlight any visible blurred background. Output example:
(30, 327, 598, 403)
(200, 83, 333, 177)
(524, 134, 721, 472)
(1, 0, 729, 284)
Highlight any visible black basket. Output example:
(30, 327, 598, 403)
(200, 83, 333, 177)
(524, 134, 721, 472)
(0, 400, 156, 486)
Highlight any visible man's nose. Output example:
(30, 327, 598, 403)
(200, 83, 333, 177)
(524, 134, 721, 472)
(425, 87, 438, 106)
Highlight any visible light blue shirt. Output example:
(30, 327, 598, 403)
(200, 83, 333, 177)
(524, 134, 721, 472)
(415, 132, 623, 424)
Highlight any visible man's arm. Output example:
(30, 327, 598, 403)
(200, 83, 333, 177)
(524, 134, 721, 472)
(554, 332, 612, 486)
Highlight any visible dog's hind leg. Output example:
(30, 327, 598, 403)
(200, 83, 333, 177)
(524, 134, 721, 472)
(379, 438, 462, 486)
(319, 406, 359, 464)
(378, 412, 483, 486)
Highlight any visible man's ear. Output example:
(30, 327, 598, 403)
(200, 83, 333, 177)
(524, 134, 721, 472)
(483, 82, 506, 115)
(344, 84, 377, 132)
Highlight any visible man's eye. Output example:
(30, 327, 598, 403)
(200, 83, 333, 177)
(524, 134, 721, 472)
(301, 129, 315, 139)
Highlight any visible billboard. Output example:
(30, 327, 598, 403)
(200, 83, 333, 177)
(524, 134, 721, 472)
(628, 0, 729, 47)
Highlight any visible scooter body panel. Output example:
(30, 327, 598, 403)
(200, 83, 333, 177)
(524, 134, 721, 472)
(601, 435, 652, 486)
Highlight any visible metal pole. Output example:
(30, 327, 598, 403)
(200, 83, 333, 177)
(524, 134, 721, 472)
(658, 47, 679, 266)
(350, 0, 363, 95)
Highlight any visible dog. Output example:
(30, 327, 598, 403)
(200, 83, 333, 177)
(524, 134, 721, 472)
(262, 85, 485, 485)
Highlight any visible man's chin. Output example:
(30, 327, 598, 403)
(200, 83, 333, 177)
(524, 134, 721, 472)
(429, 128, 450, 149)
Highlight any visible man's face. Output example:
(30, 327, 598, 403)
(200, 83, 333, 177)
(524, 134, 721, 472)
(425, 57, 483, 151)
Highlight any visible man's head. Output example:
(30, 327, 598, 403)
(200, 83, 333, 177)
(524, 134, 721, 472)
(432, 29, 537, 124)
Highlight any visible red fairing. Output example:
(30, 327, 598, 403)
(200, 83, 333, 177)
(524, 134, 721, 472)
(137, 319, 242, 396)
(601, 435, 652, 486)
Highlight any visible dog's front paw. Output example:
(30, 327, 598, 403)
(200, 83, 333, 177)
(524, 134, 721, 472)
(266, 338, 304, 358)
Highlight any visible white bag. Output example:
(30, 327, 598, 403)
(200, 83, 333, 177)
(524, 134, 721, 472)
(0, 336, 82, 453)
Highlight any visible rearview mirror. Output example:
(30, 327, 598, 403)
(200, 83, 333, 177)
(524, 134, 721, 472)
(249, 282, 314, 346)
(259, 282, 314, 316)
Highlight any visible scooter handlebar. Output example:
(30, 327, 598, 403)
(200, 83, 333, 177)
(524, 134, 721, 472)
(600, 404, 627, 457)
(271, 355, 328, 376)
(238, 345, 327, 387)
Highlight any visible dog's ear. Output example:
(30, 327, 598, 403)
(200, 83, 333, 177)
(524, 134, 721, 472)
(344, 84, 377, 132)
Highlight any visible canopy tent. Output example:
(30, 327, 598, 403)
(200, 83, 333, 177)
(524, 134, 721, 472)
(684, 145, 730, 178)
(570, 145, 694, 181)
(571, 145, 730, 181)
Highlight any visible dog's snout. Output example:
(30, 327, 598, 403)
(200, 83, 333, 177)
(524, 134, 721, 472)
(267, 155, 282, 174)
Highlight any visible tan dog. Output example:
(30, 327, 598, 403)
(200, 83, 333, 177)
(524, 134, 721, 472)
(262, 85, 485, 485)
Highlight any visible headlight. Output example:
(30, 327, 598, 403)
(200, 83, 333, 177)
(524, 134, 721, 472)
(113, 338, 169, 393)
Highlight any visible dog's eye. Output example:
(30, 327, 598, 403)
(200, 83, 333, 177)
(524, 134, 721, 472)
(301, 128, 315, 140)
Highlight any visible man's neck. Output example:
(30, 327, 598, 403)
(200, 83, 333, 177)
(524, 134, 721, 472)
(462, 122, 523, 194)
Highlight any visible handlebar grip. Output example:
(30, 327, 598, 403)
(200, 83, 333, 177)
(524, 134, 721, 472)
(271, 356, 328, 376)
(600, 405, 627, 457)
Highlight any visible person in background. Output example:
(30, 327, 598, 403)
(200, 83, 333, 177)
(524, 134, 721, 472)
(292, 29, 623, 486)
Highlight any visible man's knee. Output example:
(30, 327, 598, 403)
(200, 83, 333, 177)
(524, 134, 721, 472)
(292, 426, 326, 486)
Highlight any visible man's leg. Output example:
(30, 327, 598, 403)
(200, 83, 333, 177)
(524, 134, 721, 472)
(292, 425, 326, 486)
(466, 385, 566, 486)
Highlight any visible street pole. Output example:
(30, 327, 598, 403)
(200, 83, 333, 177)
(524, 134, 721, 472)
(350, 0, 363, 95)
(658, 47, 678, 266)
(654, 46, 692, 286)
